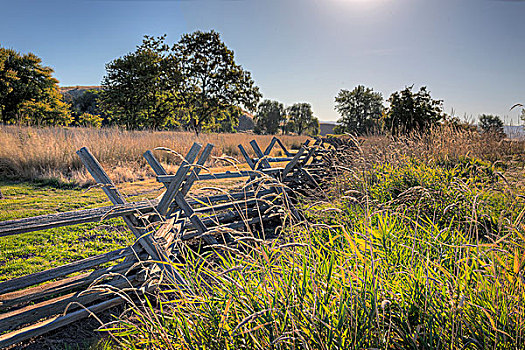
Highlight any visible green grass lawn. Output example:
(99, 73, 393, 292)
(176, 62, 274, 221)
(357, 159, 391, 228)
(0, 180, 162, 281)
(0, 173, 247, 281)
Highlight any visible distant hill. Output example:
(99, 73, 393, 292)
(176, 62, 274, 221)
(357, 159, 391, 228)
(60, 86, 102, 100)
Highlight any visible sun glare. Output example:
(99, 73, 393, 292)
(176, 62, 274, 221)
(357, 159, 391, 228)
(330, 0, 389, 10)
(331, 0, 385, 6)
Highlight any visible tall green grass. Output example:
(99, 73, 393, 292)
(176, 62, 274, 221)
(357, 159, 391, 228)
(96, 129, 525, 349)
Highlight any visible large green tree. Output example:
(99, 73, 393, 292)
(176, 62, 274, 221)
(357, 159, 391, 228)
(173, 30, 261, 134)
(101, 36, 181, 130)
(286, 103, 319, 136)
(334, 85, 383, 135)
(385, 86, 444, 134)
(254, 99, 284, 134)
(0, 47, 70, 125)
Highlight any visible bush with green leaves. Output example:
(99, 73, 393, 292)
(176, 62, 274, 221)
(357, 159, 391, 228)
(385, 86, 444, 134)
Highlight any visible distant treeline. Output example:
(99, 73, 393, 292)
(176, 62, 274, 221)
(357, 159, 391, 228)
(2, 31, 520, 137)
(329, 84, 521, 138)
(0, 31, 320, 136)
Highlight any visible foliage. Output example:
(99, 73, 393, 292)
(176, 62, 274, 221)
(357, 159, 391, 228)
(17, 88, 72, 126)
(66, 89, 100, 115)
(103, 152, 525, 349)
(334, 85, 383, 135)
(254, 99, 285, 134)
(65, 89, 107, 127)
(96, 130, 525, 350)
(479, 114, 505, 139)
(76, 112, 103, 128)
(385, 86, 444, 134)
(0, 47, 71, 125)
(173, 30, 262, 134)
(352, 157, 505, 235)
(285, 102, 319, 135)
(100, 31, 261, 133)
(202, 105, 244, 133)
(101, 36, 181, 130)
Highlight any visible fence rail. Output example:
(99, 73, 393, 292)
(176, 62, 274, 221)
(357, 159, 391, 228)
(0, 136, 330, 348)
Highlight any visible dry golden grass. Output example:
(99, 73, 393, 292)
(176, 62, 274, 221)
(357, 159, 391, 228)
(347, 125, 525, 168)
(0, 125, 309, 185)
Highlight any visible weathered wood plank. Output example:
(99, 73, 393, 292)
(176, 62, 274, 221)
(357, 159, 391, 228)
(181, 143, 214, 196)
(181, 212, 281, 241)
(77, 147, 187, 286)
(194, 195, 278, 214)
(166, 143, 215, 219)
(185, 189, 275, 208)
(250, 140, 272, 169)
(145, 146, 218, 245)
(282, 147, 306, 178)
(77, 148, 126, 205)
(0, 274, 139, 332)
(173, 192, 218, 245)
(251, 142, 301, 221)
(143, 150, 165, 176)
(263, 137, 278, 156)
(156, 143, 202, 215)
(0, 296, 124, 348)
(0, 247, 134, 295)
(183, 204, 273, 233)
(157, 168, 282, 183)
(237, 144, 255, 170)
(274, 137, 293, 157)
(0, 200, 158, 238)
(253, 157, 293, 163)
(0, 253, 146, 311)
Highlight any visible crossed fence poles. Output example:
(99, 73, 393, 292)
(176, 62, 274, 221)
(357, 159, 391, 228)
(0, 136, 325, 348)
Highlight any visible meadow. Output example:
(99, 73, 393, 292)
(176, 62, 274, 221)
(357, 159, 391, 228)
(97, 128, 525, 349)
(0, 125, 308, 185)
(1, 126, 525, 349)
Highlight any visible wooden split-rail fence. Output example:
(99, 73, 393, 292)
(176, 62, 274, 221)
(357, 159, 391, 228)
(0, 136, 330, 348)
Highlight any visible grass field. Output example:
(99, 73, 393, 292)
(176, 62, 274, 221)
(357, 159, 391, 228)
(2, 127, 525, 349)
(0, 125, 308, 185)
(0, 164, 252, 281)
(98, 128, 525, 349)
(0, 180, 144, 281)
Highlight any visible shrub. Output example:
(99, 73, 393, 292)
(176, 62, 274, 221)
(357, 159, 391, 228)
(479, 114, 505, 140)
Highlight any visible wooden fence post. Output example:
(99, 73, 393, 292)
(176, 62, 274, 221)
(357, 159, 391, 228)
(145, 144, 218, 245)
(76, 147, 187, 286)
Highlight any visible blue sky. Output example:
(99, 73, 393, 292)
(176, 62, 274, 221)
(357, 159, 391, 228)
(1, 0, 524, 123)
